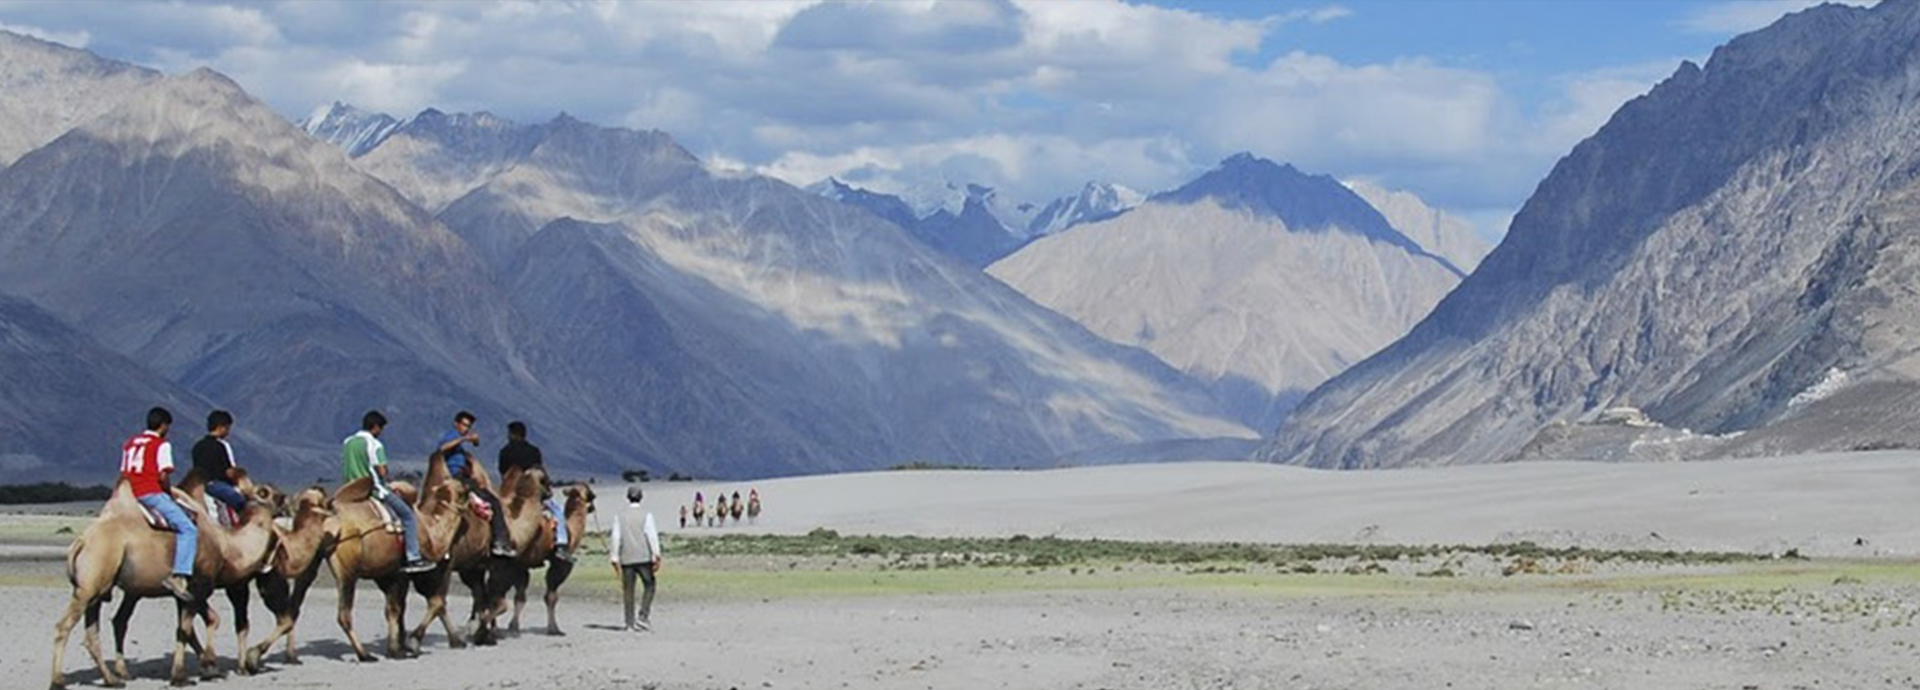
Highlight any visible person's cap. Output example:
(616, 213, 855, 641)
(627, 486, 643, 502)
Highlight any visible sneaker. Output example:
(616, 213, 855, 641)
(401, 558, 436, 574)
(633, 619, 651, 632)
(553, 545, 573, 562)
(161, 575, 195, 602)
(490, 543, 517, 558)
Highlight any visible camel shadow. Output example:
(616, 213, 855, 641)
(580, 623, 629, 632)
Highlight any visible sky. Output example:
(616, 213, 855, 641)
(0, 0, 1869, 240)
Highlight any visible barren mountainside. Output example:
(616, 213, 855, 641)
(1263, 2, 1920, 468)
(990, 155, 1465, 430)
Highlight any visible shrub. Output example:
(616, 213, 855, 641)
(0, 482, 113, 504)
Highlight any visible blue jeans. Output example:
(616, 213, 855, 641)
(545, 497, 568, 546)
(206, 480, 247, 515)
(379, 490, 423, 562)
(137, 493, 197, 576)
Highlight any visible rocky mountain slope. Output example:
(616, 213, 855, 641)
(0, 30, 157, 168)
(1263, 2, 1920, 468)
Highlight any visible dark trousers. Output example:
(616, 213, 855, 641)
(620, 563, 656, 627)
(460, 476, 510, 548)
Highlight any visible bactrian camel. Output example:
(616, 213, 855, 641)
(326, 474, 469, 661)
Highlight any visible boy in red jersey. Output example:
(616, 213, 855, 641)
(122, 406, 196, 601)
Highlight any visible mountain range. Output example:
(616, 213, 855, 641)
(989, 154, 1473, 430)
(0, 33, 1255, 482)
(813, 178, 1141, 267)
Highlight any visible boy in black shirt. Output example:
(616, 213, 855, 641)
(498, 421, 571, 560)
(192, 409, 247, 517)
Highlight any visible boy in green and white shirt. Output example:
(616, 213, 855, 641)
(342, 410, 432, 573)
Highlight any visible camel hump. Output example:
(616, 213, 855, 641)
(335, 477, 373, 504)
(389, 480, 418, 505)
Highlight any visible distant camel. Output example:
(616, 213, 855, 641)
(729, 493, 744, 523)
(103, 471, 287, 683)
(326, 474, 468, 661)
(485, 468, 594, 637)
(747, 493, 761, 524)
(713, 495, 728, 527)
(240, 485, 340, 673)
(50, 479, 251, 688)
(692, 495, 705, 527)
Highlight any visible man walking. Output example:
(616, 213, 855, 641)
(609, 486, 661, 631)
(122, 406, 196, 601)
(498, 420, 570, 560)
(438, 410, 513, 557)
(192, 409, 247, 519)
(342, 410, 434, 573)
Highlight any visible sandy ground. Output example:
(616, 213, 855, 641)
(14, 452, 1920, 689)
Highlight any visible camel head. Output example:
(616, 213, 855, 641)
(562, 483, 596, 517)
(274, 485, 340, 574)
(247, 483, 289, 519)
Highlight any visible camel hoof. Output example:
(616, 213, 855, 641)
(546, 628, 565, 637)
(355, 653, 378, 663)
(282, 655, 302, 666)
(448, 637, 467, 649)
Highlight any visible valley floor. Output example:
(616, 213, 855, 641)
(15, 452, 1920, 689)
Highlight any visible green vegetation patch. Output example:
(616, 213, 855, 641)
(667, 532, 1766, 569)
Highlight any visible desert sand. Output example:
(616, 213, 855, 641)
(13, 452, 1920, 689)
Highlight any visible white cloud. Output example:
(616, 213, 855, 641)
(0, 0, 1734, 237)
(0, 20, 86, 46)
(1528, 59, 1683, 157)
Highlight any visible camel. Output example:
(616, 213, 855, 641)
(239, 485, 340, 674)
(486, 468, 594, 637)
(747, 493, 761, 524)
(102, 472, 288, 683)
(729, 493, 744, 523)
(51, 480, 228, 689)
(326, 474, 469, 661)
(408, 451, 501, 649)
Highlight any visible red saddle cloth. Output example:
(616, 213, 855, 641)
(470, 494, 493, 522)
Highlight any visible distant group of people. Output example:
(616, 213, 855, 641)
(683, 488, 761, 528)
(115, 405, 578, 599)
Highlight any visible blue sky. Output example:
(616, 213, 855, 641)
(0, 0, 1863, 239)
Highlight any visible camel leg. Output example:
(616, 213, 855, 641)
(109, 596, 138, 682)
(51, 591, 111, 690)
(284, 572, 317, 664)
(244, 576, 287, 672)
(458, 568, 490, 645)
(226, 585, 250, 674)
(410, 570, 462, 649)
(198, 593, 226, 680)
(336, 577, 377, 663)
(543, 560, 573, 636)
(381, 577, 413, 659)
(509, 577, 528, 634)
(83, 596, 122, 689)
(169, 602, 192, 687)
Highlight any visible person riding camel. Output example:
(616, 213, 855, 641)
(496, 420, 571, 561)
(342, 410, 434, 573)
(440, 410, 514, 557)
(191, 409, 247, 522)
(121, 406, 196, 601)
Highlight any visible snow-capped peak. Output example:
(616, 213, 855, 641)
(1026, 181, 1143, 237)
(298, 101, 401, 158)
